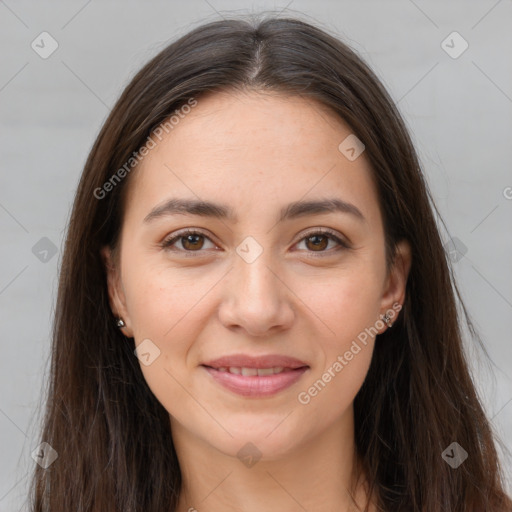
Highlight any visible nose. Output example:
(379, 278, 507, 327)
(218, 249, 295, 337)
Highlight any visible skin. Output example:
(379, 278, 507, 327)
(103, 89, 411, 512)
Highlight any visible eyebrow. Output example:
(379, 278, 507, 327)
(143, 197, 366, 224)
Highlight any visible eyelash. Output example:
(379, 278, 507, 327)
(160, 228, 350, 257)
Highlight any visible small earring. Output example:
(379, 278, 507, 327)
(382, 313, 393, 328)
(116, 318, 126, 328)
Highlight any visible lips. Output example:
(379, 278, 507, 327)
(201, 354, 309, 397)
(202, 354, 309, 370)
(214, 366, 291, 376)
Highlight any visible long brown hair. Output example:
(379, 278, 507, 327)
(29, 13, 511, 512)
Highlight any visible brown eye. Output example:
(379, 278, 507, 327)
(161, 228, 349, 257)
(181, 233, 205, 250)
(295, 229, 348, 255)
(304, 234, 329, 251)
(161, 230, 216, 253)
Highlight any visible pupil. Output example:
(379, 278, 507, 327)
(184, 234, 203, 250)
(308, 235, 327, 251)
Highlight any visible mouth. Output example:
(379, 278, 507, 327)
(205, 366, 302, 376)
(201, 354, 310, 397)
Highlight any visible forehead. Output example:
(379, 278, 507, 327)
(123, 89, 380, 228)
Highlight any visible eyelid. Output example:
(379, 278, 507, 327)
(297, 227, 350, 247)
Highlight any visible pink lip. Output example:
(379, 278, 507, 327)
(202, 354, 308, 369)
(201, 353, 310, 397)
(203, 366, 308, 397)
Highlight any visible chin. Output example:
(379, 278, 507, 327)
(204, 416, 308, 461)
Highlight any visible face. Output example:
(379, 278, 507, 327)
(103, 89, 411, 461)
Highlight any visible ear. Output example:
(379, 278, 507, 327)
(101, 245, 134, 337)
(378, 239, 412, 331)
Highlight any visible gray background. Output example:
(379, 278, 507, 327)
(1, 1, 511, 509)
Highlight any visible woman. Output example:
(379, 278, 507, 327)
(29, 14, 511, 512)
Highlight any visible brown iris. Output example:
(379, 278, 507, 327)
(181, 234, 205, 250)
(305, 234, 329, 251)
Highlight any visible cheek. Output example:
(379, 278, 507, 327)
(296, 277, 378, 419)
(293, 261, 383, 342)
(291, 263, 382, 413)
(122, 252, 208, 340)
(297, 342, 374, 432)
(121, 261, 209, 416)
